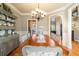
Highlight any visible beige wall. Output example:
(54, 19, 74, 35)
(37, 15, 49, 35)
(18, 15, 49, 35)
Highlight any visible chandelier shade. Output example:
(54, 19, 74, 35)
(31, 4, 46, 21)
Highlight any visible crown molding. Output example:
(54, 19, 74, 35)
(21, 3, 73, 16)
(6, 3, 73, 16)
(6, 3, 22, 15)
(48, 3, 73, 15)
(6, 3, 32, 16)
(68, 3, 79, 10)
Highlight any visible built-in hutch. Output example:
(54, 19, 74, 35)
(0, 3, 16, 34)
(72, 6, 79, 43)
(0, 3, 19, 56)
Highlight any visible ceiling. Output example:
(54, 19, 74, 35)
(11, 3, 69, 14)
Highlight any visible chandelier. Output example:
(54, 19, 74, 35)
(31, 3, 46, 21)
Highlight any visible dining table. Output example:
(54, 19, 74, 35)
(27, 35, 50, 46)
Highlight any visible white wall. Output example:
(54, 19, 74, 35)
(62, 10, 72, 49)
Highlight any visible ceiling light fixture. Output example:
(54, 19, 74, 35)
(31, 3, 46, 21)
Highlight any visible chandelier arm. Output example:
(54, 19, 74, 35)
(31, 3, 46, 21)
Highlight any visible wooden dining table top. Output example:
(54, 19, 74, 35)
(27, 35, 50, 46)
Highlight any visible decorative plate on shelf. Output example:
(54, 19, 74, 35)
(7, 23, 11, 26)
(0, 21, 2, 25)
(0, 21, 4, 25)
(0, 14, 5, 19)
(0, 30, 5, 36)
(12, 20, 15, 22)
(8, 30, 12, 35)
(7, 17, 11, 21)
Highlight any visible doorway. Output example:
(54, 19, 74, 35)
(50, 16, 62, 36)
(49, 15, 62, 45)
(27, 19, 37, 36)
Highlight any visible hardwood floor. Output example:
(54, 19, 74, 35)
(69, 41, 79, 56)
(8, 40, 28, 56)
(8, 40, 79, 56)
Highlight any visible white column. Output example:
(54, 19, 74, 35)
(62, 11, 72, 49)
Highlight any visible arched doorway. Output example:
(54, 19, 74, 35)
(49, 15, 62, 45)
